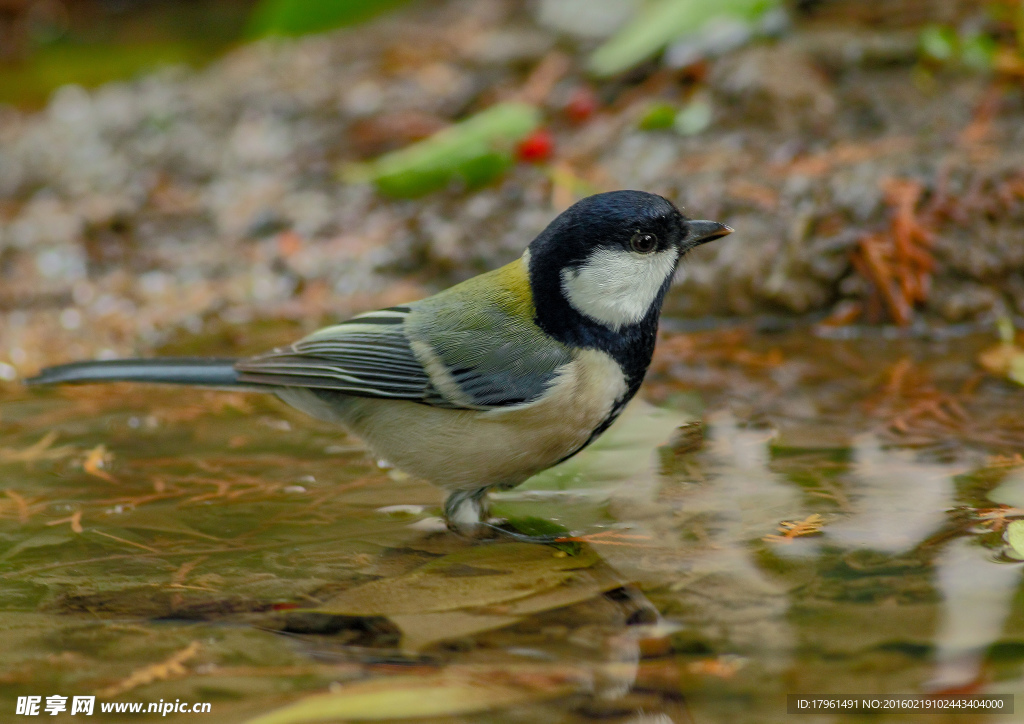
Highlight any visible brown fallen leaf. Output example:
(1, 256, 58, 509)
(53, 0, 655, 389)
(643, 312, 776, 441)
(98, 641, 200, 697)
(3, 489, 32, 523)
(0, 431, 76, 465)
(83, 444, 117, 482)
(974, 506, 1024, 533)
(987, 454, 1024, 469)
(45, 510, 83, 534)
(516, 51, 571, 106)
(763, 514, 825, 544)
(687, 655, 747, 679)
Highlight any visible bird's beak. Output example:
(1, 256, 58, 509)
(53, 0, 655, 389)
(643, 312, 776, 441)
(684, 220, 733, 247)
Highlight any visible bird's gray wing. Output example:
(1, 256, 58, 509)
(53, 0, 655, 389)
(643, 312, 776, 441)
(234, 307, 435, 401)
(235, 274, 574, 410)
(404, 278, 573, 408)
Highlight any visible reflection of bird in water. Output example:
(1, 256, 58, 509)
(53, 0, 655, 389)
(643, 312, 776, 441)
(825, 434, 959, 553)
(608, 413, 798, 677)
(927, 537, 1022, 694)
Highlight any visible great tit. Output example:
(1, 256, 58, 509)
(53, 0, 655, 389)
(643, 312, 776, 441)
(27, 190, 731, 536)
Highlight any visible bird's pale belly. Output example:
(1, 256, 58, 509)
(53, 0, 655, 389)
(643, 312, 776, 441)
(277, 349, 628, 492)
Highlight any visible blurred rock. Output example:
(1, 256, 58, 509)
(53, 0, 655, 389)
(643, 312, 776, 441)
(1, 0, 1024, 371)
(710, 45, 837, 131)
(792, 29, 920, 70)
(934, 281, 1003, 323)
(791, 0, 981, 29)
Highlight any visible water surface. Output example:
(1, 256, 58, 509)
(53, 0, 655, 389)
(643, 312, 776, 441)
(1, 325, 1023, 722)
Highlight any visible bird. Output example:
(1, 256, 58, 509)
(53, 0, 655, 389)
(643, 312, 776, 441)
(27, 190, 731, 537)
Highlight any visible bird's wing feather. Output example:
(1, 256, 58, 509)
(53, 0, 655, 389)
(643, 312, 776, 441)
(235, 307, 436, 400)
(235, 262, 574, 410)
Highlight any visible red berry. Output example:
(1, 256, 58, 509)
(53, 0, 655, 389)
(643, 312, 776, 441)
(517, 129, 554, 163)
(565, 87, 599, 124)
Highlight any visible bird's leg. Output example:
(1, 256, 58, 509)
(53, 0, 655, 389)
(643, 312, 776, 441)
(443, 488, 492, 538)
(443, 488, 565, 544)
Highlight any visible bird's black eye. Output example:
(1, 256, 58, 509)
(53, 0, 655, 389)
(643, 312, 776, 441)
(629, 232, 658, 254)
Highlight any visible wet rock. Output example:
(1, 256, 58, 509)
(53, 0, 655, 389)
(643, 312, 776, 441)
(934, 224, 1024, 279)
(792, 29, 921, 70)
(1007, 274, 1024, 317)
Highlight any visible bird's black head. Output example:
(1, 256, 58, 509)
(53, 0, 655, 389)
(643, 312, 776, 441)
(526, 190, 730, 349)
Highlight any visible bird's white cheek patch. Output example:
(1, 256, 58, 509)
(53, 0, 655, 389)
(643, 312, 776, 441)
(560, 248, 679, 330)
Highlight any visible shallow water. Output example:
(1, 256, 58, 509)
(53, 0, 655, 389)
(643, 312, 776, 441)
(1, 325, 1023, 723)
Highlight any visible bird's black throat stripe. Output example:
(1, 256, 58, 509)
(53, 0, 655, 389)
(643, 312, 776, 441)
(554, 394, 632, 465)
(527, 254, 667, 468)
(530, 263, 669, 392)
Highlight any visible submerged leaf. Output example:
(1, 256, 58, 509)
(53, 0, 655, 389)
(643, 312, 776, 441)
(638, 103, 678, 130)
(763, 514, 825, 543)
(247, 0, 410, 37)
(246, 669, 579, 724)
(316, 543, 597, 616)
(388, 561, 624, 650)
(389, 611, 520, 653)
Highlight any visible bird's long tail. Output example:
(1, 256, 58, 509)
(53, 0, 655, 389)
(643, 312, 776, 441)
(25, 358, 249, 388)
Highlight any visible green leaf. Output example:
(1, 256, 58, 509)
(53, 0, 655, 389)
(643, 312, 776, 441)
(503, 516, 580, 554)
(960, 33, 997, 71)
(674, 98, 713, 136)
(997, 317, 1016, 345)
(1006, 520, 1024, 560)
(588, 0, 780, 77)
(247, 0, 411, 38)
(502, 516, 570, 539)
(1010, 354, 1024, 386)
(638, 103, 678, 130)
(343, 102, 541, 198)
(1018, 2, 1024, 51)
(919, 25, 958, 63)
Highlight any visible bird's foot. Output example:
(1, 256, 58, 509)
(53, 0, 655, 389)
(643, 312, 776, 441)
(476, 521, 565, 544)
(443, 489, 492, 539)
(443, 491, 571, 544)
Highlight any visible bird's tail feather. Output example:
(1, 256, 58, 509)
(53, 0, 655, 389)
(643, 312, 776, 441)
(25, 358, 252, 388)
